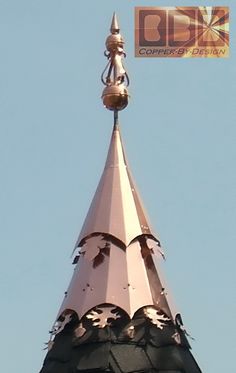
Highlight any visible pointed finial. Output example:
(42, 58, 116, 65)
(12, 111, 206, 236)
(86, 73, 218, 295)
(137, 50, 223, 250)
(110, 12, 120, 34)
(101, 13, 129, 114)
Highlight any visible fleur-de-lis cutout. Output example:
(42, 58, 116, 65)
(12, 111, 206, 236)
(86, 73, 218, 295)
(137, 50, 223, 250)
(51, 313, 72, 336)
(86, 306, 121, 328)
(80, 235, 110, 267)
(143, 307, 170, 329)
(146, 238, 166, 260)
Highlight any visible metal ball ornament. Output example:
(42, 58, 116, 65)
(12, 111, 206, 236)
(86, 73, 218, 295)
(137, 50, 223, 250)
(102, 85, 129, 111)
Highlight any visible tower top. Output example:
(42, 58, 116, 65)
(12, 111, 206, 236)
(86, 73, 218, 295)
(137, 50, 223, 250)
(39, 14, 202, 373)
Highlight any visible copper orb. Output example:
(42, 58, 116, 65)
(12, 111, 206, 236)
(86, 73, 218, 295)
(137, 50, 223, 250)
(106, 34, 124, 52)
(102, 84, 129, 111)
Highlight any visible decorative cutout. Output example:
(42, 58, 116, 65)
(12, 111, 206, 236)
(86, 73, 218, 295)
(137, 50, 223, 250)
(140, 236, 166, 262)
(146, 238, 166, 260)
(126, 324, 135, 338)
(86, 306, 121, 328)
(172, 331, 181, 345)
(74, 323, 86, 338)
(143, 307, 170, 329)
(44, 340, 54, 351)
(72, 255, 80, 264)
(160, 287, 167, 296)
(176, 313, 195, 340)
(50, 313, 73, 337)
(80, 235, 110, 267)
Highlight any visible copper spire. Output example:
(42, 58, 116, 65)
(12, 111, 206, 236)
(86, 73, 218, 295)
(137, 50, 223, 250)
(58, 122, 175, 319)
(39, 14, 202, 373)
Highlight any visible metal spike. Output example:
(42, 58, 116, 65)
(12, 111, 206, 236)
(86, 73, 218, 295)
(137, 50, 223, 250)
(110, 12, 119, 34)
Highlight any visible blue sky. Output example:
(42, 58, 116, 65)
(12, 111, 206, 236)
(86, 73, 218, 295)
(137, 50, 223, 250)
(0, 1, 235, 372)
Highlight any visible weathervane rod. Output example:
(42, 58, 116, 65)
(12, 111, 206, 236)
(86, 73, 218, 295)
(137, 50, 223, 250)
(114, 110, 118, 126)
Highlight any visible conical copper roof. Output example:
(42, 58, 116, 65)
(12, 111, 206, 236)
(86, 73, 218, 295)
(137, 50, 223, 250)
(57, 123, 176, 320)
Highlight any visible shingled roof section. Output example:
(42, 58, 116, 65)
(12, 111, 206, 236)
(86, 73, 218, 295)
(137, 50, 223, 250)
(40, 310, 201, 373)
